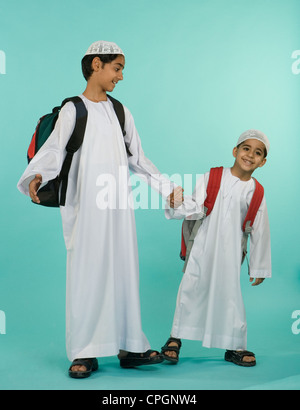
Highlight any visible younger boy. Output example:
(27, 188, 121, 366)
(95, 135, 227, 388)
(162, 130, 271, 366)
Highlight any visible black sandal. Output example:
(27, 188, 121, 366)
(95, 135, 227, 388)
(119, 350, 164, 368)
(161, 337, 182, 364)
(68, 357, 99, 378)
(225, 350, 256, 367)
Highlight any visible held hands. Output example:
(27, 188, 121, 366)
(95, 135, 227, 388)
(168, 186, 184, 208)
(29, 174, 42, 204)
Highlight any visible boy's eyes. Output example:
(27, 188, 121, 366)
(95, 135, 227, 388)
(242, 146, 262, 156)
(113, 64, 124, 73)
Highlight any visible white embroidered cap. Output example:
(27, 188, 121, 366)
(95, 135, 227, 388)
(85, 41, 124, 56)
(237, 129, 270, 154)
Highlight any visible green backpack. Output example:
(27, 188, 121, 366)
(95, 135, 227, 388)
(27, 95, 131, 207)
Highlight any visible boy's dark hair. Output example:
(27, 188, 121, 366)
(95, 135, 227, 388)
(81, 54, 120, 81)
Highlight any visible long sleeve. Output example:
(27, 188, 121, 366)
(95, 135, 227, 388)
(124, 106, 176, 199)
(17, 103, 76, 196)
(165, 173, 207, 220)
(249, 197, 272, 278)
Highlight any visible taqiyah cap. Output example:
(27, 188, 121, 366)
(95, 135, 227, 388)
(85, 40, 124, 56)
(237, 129, 270, 154)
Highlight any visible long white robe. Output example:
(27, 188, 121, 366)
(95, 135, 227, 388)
(165, 167, 271, 351)
(17, 95, 174, 361)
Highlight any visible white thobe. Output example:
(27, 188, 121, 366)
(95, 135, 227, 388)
(165, 167, 271, 351)
(17, 95, 174, 361)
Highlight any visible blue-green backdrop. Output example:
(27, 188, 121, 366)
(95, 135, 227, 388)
(0, 0, 299, 390)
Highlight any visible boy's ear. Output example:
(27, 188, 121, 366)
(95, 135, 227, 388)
(92, 56, 101, 71)
(258, 157, 267, 168)
(232, 147, 238, 158)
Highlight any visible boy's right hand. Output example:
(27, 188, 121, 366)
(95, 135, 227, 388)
(29, 174, 42, 204)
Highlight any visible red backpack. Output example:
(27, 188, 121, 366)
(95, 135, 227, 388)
(180, 167, 264, 272)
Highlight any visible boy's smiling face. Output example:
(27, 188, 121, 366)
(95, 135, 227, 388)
(92, 55, 125, 92)
(232, 138, 267, 179)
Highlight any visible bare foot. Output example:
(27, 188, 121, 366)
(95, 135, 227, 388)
(69, 358, 98, 374)
(161, 338, 182, 363)
(118, 349, 159, 359)
(71, 364, 88, 372)
(225, 350, 256, 366)
(240, 353, 256, 363)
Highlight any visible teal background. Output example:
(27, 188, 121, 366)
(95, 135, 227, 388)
(1, 0, 300, 390)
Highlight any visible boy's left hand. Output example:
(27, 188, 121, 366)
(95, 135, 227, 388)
(250, 277, 265, 286)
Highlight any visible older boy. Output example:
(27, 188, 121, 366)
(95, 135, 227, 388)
(162, 130, 271, 367)
(18, 41, 183, 377)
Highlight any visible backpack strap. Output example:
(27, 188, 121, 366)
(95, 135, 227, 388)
(182, 219, 203, 273)
(181, 167, 223, 272)
(242, 178, 264, 233)
(107, 94, 132, 156)
(241, 178, 264, 269)
(59, 95, 131, 206)
(59, 96, 88, 206)
(204, 167, 223, 215)
(180, 219, 196, 261)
